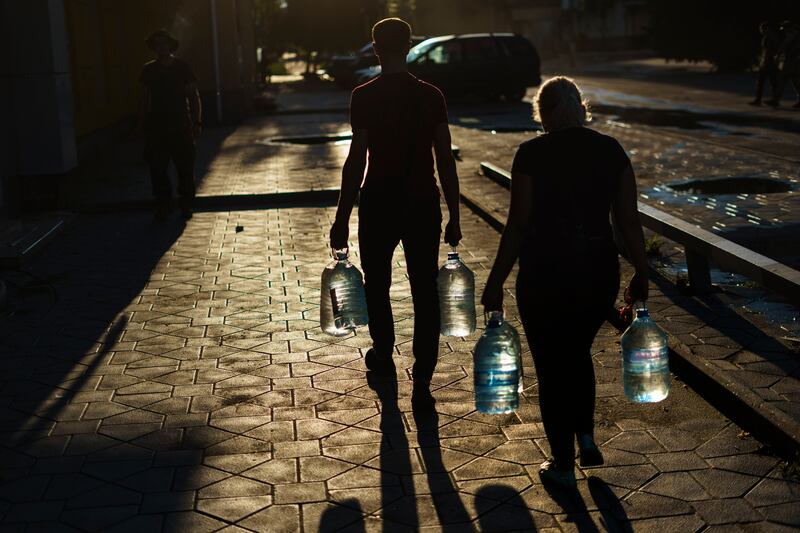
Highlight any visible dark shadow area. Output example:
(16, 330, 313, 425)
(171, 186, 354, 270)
(366, 372, 475, 531)
(318, 498, 366, 533)
(475, 485, 538, 532)
(413, 410, 474, 531)
(58, 126, 236, 211)
(366, 372, 418, 531)
(541, 479, 599, 533)
(588, 476, 633, 533)
(0, 213, 192, 528)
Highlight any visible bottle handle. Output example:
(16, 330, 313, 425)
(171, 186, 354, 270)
(331, 246, 349, 259)
(484, 309, 504, 325)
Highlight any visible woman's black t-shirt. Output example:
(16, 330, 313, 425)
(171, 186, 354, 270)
(511, 126, 630, 270)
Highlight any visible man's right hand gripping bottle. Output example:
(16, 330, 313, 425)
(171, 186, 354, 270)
(438, 249, 477, 337)
(320, 249, 368, 337)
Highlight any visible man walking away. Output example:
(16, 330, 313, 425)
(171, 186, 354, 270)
(750, 21, 780, 106)
(330, 18, 462, 413)
(766, 20, 800, 108)
(137, 29, 202, 220)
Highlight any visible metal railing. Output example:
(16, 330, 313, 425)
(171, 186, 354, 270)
(479, 162, 800, 305)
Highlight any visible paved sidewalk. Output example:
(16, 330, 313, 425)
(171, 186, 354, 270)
(0, 199, 799, 530)
(1, 78, 798, 531)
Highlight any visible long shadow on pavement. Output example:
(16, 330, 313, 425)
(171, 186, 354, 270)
(0, 214, 189, 529)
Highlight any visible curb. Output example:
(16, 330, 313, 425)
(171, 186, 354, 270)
(75, 190, 341, 214)
(461, 172, 800, 457)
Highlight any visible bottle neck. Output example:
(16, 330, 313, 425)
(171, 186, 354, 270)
(333, 248, 348, 261)
(447, 251, 459, 262)
(487, 310, 504, 327)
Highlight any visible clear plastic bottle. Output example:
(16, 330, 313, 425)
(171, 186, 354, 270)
(621, 305, 670, 402)
(473, 311, 520, 414)
(438, 250, 476, 337)
(320, 249, 368, 337)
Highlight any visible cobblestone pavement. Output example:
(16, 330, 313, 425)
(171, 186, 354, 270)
(1, 202, 799, 531)
(450, 116, 800, 250)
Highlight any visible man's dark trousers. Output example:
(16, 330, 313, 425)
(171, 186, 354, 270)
(146, 118, 196, 203)
(358, 189, 442, 384)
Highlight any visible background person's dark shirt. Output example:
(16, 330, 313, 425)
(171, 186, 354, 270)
(140, 58, 196, 123)
(350, 73, 447, 198)
(511, 126, 630, 266)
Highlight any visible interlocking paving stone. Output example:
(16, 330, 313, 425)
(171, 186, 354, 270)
(2, 106, 800, 531)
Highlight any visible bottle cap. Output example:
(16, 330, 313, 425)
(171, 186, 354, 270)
(447, 251, 459, 260)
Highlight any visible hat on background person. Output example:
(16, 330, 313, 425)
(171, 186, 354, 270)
(146, 29, 179, 52)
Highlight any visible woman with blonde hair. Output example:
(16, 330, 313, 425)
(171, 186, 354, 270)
(481, 76, 649, 486)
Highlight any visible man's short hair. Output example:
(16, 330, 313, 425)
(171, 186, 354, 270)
(372, 18, 411, 56)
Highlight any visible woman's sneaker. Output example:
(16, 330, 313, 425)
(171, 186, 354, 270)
(538, 459, 576, 488)
(577, 433, 604, 467)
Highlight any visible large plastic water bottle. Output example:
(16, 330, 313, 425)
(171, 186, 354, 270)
(438, 250, 476, 337)
(320, 249, 368, 336)
(473, 311, 521, 414)
(621, 305, 670, 402)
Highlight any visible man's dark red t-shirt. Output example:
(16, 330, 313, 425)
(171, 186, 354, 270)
(350, 73, 447, 198)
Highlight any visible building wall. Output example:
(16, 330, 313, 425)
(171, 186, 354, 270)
(414, 0, 513, 37)
(64, 0, 257, 138)
(0, 0, 77, 183)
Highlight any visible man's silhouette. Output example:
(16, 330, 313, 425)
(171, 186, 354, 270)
(137, 29, 202, 220)
(330, 18, 462, 412)
(750, 21, 781, 106)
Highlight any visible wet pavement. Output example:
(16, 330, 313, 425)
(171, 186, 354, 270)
(1, 68, 799, 531)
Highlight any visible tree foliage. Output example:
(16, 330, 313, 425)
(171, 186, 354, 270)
(647, 0, 800, 71)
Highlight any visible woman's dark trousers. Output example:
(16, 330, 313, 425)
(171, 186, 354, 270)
(516, 255, 619, 467)
(358, 192, 442, 384)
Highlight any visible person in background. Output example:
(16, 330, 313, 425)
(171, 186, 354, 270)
(329, 18, 462, 413)
(767, 20, 800, 108)
(750, 21, 781, 106)
(137, 29, 202, 220)
(481, 77, 649, 487)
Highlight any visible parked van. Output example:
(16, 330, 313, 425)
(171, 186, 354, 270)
(355, 33, 541, 100)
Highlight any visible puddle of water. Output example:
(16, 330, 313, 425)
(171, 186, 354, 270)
(668, 176, 792, 195)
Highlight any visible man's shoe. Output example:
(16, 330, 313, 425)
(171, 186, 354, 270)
(577, 434, 604, 467)
(538, 459, 576, 488)
(364, 349, 395, 377)
(411, 382, 436, 413)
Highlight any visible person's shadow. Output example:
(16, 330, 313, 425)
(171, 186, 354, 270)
(539, 475, 632, 532)
(364, 372, 477, 531)
(366, 371, 420, 531)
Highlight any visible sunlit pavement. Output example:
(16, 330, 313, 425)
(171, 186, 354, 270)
(0, 75, 799, 531)
(1, 205, 797, 531)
